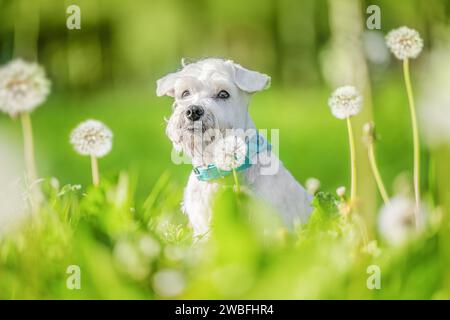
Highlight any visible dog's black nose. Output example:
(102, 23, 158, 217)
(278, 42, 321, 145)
(185, 105, 204, 121)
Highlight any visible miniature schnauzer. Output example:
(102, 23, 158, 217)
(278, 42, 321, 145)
(156, 58, 312, 237)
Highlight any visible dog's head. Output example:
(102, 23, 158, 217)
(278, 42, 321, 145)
(156, 58, 270, 163)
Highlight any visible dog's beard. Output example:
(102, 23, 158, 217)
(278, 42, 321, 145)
(167, 109, 222, 165)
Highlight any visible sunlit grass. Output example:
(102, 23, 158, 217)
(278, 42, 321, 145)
(0, 173, 446, 299)
(1, 84, 447, 299)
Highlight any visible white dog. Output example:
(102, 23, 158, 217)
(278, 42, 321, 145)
(156, 58, 313, 237)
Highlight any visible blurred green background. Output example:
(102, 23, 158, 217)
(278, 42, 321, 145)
(0, 0, 448, 202)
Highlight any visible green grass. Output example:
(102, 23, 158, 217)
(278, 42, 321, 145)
(0, 84, 449, 299)
(0, 175, 447, 299)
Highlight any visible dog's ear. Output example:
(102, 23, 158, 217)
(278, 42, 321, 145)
(156, 72, 178, 97)
(231, 62, 271, 93)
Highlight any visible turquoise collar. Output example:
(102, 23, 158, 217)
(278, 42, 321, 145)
(193, 134, 271, 182)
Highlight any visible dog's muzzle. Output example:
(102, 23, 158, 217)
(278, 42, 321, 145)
(185, 105, 204, 121)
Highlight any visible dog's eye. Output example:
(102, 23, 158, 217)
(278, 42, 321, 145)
(217, 90, 230, 99)
(181, 90, 190, 98)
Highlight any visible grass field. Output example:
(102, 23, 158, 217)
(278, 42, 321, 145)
(2, 74, 448, 299)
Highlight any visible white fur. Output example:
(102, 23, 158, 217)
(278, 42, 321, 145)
(157, 58, 313, 237)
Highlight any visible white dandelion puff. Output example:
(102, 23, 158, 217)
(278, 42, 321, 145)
(213, 135, 247, 171)
(386, 27, 423, 210)
(0, 59, 51, 117)
(70, 120, 113, 158)
(329, 86, 362, 203)
(71, 120, 112, 186)
(336, 186, 346, 198)
(386, 26, 423, 60)
(328, 86, 363, 119)
(378, 196, 425, 246)
(306, 178, 321, 195)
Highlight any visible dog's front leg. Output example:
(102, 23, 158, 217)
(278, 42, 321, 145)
(182, 172, 221, 237)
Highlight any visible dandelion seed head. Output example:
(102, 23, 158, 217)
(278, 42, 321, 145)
(386, 26, 423, 60)
(0, 59, 50, 117)
(70, 120, 113, 158)
(213, 135, 247, 171)
(336, 186, 346, 198)
(378, 196, 425, 245)
(328, 86, 363, 119)
(306, 178, 321, 195)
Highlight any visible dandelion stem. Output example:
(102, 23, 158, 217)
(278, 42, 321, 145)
(232, 168, 240, 193)
(346, 117, 357, 204)
(367, 143, 390, 205)
(91, 154, 100, 186)
(20, 112, 38, 182)
(403, 58, 421, 225)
